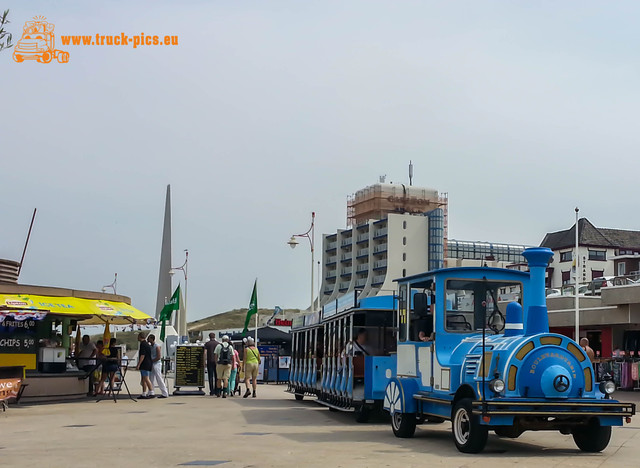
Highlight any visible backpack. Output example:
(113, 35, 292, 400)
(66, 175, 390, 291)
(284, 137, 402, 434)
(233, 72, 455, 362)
(218, 343, 232, 365)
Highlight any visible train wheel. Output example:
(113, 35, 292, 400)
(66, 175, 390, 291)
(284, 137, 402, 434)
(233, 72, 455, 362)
(355, 405, 370, 423)
(452, 399, 487, 453)
(572, 420, 611, 452)
(295, 394, 304, 401)
(391, 411, 416, 438)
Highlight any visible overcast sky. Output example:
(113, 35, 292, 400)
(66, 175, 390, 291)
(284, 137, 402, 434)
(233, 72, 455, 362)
(3, 1, 640, 320)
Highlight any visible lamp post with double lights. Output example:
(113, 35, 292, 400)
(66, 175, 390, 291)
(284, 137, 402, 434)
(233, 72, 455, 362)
(101, 273, 117, 294)
(287, 212, 315, 313)
(169, 249, 188, 342)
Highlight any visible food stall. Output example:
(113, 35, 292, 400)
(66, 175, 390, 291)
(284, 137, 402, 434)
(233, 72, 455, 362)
(0, 285, 153, 403)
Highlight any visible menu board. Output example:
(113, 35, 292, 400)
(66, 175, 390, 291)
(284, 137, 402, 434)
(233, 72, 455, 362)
(0, 318, 38, 354)
(175, 345, 204, 387)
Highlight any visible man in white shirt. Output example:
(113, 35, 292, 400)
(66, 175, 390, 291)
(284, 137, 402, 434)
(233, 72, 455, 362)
(77, 335, 97, 396)
(147, 334, 169, 398)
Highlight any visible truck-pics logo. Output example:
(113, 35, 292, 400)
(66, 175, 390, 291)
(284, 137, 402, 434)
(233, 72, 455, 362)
(13, 16, 69, 64)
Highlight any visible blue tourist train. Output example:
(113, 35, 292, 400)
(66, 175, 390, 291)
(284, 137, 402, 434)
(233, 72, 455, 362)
(289, 247, 635, 452)
(383, 247, 634, 453)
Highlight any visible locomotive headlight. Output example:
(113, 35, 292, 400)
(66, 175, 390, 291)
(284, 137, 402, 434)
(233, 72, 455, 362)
(599, 380, 615, 395)
(489, 378, 505, 394)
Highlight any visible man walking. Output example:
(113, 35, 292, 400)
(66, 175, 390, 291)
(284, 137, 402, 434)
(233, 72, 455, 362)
(214, 335, 234, 398)
(147, 334, 169, 398)
(136, 332, 154, 399)
(204, 333, 220, 396)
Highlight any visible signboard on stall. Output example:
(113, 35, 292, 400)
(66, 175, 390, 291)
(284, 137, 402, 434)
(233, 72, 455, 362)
(174, 345, 205, 393)
(0, 378, 22, 402)
(258, 345, 279, 382)
(0, 310, 47, 370)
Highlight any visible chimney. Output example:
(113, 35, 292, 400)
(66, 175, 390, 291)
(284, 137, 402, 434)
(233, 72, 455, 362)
(522, 247, 554, 335)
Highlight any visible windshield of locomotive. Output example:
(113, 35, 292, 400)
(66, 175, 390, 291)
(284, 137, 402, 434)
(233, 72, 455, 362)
(445, 279, 523, 333)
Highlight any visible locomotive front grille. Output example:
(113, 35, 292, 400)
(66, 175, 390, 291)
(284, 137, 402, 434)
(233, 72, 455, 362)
(464, 355, 481, 376)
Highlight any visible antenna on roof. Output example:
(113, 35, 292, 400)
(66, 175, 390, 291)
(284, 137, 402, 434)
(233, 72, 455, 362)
(409, 161, 414, 186)
(379, 174, 386, 183)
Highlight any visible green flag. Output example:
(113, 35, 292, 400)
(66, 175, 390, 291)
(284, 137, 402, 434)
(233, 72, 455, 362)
(160, 285, 180, 341)
(243, 280, 258, 335)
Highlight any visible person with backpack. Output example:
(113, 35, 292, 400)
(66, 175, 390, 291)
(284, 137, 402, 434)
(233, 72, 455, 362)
(243, 337, 261, 398)
(214, 335, 234, 398)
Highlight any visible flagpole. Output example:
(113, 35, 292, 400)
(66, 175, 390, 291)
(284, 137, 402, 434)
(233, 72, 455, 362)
(255, 278, 258, 343)
(575, 207, 580, 342)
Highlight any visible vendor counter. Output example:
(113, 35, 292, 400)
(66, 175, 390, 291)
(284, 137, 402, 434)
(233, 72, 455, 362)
(21, 370, 88, 403)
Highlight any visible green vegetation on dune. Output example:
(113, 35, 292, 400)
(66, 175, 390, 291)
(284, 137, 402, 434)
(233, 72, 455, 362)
(187, 308, 301, 332)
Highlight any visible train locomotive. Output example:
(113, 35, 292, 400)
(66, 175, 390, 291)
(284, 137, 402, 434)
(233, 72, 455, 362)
(383, 247, 635, 453)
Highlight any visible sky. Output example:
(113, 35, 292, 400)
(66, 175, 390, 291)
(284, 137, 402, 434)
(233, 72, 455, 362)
(2, 1, 640, 321)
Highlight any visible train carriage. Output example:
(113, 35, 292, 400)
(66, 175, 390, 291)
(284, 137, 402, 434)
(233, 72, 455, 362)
(383, 247, 635, 453)
(288, 293, 396, 422)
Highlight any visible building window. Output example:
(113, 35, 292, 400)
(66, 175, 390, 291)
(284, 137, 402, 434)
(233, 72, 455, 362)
(402, 269, 406, 277)
(403, 253, 406, 261)
(561, 270, 571, 285)
(403, 237, 407, 246)
(618, 263, 626, 276)
(592, 270, 604, 280)
(589, 250, 606, 261)
(559, 251, 572, 263)
(403, 221, 407, 229)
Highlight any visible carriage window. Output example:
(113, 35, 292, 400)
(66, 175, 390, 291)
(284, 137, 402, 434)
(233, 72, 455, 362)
(445, 279, 522, 333)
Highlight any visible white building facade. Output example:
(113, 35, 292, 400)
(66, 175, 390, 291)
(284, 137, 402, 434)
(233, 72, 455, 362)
(320, 213, 434, 305)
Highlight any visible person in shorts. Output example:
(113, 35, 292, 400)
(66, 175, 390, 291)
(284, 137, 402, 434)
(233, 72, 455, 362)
(214, 335, 234, 398)
(243, 337, 261, 398)
(136, 333, 154, 399)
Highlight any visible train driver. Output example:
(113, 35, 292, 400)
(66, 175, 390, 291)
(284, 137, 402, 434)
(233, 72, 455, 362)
(347, 328, 374, 356)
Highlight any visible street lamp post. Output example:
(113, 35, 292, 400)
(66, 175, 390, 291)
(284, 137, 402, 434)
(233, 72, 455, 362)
(288, 212, 315, 313)
(170, 249, 188, 343)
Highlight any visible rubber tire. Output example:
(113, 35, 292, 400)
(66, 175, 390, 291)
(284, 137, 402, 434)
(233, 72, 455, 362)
(355, 405, 370, 423)
(40, 51, 52, 63)
(295, 394, 304, 401)
(452, 399, 488, 453)
(14, 54, 24, 62)
(572, 421, 612, 452)
(391, 411, 417, 438)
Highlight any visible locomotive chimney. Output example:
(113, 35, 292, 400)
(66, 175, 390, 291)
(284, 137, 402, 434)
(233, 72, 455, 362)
(522, 247, 554, 336)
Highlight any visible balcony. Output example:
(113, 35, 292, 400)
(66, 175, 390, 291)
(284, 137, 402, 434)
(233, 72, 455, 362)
(373, 259, 387, 269)
(341, 238, 353, 246)
(326, 269, 337, 279)
(341, 266, 352, 275)
(339, 281, 351, 290)
(356, 264, 369, 273)
(373, 228, 388, 238)
(327, 241, 337, 251)
(356, 233, 370, 244)
(326, 256, 337, 264)
(373, 243, 387, 254)
(355, 278, 367, 287)
(340, 252, 352, 261)
(372, 274, 386, 285)
(356, 248, 369, 258)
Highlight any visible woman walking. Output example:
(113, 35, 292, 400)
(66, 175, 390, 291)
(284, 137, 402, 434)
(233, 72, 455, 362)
(229, 344, 240, 396)
(243, 337, 261, 398)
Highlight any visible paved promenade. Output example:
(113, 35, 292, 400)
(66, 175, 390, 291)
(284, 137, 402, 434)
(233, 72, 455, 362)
(3, 374, 640, 468)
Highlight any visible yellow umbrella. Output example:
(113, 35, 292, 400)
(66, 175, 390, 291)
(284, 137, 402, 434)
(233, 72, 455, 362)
(102, 323, 111, 355)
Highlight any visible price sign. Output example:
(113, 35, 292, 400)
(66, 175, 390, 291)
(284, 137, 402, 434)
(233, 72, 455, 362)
(0, 319, 38, 354)
(175, 345, 204, 388)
